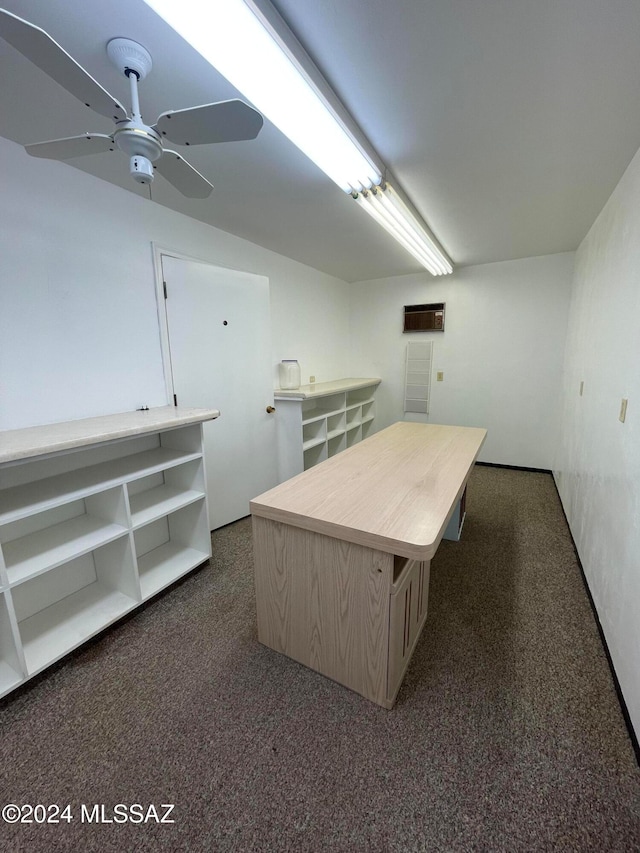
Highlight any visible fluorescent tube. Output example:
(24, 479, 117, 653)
(355, 184, 453, 275)
(142, 0, 382, 192)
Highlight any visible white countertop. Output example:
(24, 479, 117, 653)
(0, 406, 220, 464)
(274, 377, 381, 400)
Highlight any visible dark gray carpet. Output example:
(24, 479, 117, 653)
(1, 466, 639, 852)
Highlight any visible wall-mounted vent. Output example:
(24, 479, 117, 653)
(404, 341, 433, 414)
(403, 303, 445, 332)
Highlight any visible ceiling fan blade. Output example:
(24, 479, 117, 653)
(25, 134, 115, 160)
(155, 150, 214, 198)
(153, 99, 263, 146)
(0, 9, 126, 121)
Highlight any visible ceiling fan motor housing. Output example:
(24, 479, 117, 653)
(113, 121, 162, 158)
(112, 121, 162, 186)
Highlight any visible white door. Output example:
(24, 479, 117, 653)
(160, 254, 277, 529)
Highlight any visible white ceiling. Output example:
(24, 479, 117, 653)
(2, 0, 640, 282)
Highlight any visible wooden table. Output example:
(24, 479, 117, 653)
(250, 422, 487, 708)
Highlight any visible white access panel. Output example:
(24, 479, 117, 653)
(404, 341, 433, 414)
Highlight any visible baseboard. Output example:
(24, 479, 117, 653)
(548, 474, 640, 767)
(475, 461, 552, 475)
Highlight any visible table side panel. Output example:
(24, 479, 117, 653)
(253, 516, 392, 705)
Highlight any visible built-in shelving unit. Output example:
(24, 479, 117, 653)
(273, 378, 381, 481)
(0, 406, 218, 698)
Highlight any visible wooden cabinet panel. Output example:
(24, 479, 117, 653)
(253, 516, 391, 706)
(388, 559, 430, 703)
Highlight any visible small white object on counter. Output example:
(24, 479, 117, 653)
(278, 359, 301, 390)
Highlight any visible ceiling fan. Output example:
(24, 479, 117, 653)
(0, 8, 264, 198)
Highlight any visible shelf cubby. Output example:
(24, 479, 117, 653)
(303, 441, 327, 471)
(361, 400, 375, 423)
(346, 426, 362, 447)
(347, 387, 375, 406)
(127, 459, 206, 530)
(134, 499, 209, 600)
(302, 418, 326, 451)
(361, 419, 375, 441)
(0, 593, 24, 697)
(327, 433, 346, 457)
(12, 536, 139, 676)
(326, 412, 346, 440)
(1, 487, 129, 586)
(301, 392, 345, 424)
(346, 406, 362, 430)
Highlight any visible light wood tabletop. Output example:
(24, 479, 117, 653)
(251, 421, 487, 560)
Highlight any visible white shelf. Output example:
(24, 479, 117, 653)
(0, 447, 202, 525)
(303, 437, 326, 452)
(0, 660, 23, 697)
(19, 582, 137, 675)
(129, 485, 205, 530)
(302, 407, 343, 425)
(0, 414, 214, 697)
(275, 380, 380, 480)
(4, 516, 129, 585)
(327, 429, 346, 440)
(137, 541, 209, 599)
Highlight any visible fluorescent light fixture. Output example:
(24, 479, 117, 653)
(354, 184, 453, 275)
(142, 0, 382, 192)
(144, 0, 452, 272)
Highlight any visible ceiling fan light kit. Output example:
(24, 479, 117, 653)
(142, 0, 452, 274)
(0, 7, 264, 197)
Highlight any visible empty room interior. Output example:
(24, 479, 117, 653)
(0, 1, 639, 850)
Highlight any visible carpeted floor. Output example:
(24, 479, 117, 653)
(1, 466, 639, 852)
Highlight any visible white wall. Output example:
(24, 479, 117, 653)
(555, 146, 640, 737)
(348, 254, 574, 469)
(0, 136, 349, 431)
